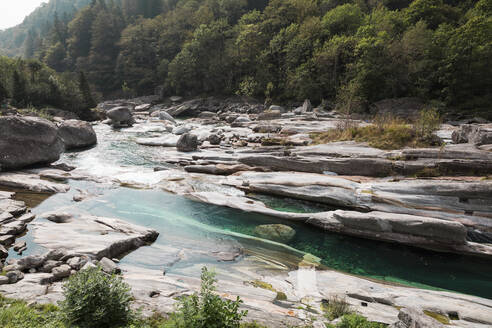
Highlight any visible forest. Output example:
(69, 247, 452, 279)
(0, 0, 490, 115)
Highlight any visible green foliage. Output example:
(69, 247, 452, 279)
(0, 0, 489, 115)
(322, 296, 353, 321)
(332, 314, 386, 328)
(0, 294, 65, 328)
(414, 107, 441, 141)
(60, 267, 133, 328)
(169, 267, 248, 328)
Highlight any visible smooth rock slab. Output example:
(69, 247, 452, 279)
(31, 215, 159, 260)
(0, 172, 70, 193)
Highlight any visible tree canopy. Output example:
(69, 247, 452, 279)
(1, 0, 490, 115)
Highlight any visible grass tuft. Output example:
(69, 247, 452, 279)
(311, 109, 442, 150)
(321, 296, 353, 321)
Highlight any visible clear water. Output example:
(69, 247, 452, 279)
(8, 123, 492, 300)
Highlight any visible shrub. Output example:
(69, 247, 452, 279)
(322, 296, 353, 320)
(335, 314, 386, 328)
(172, 267, 248, 328)
(60, 266, 133, 328)
(414, 107, 442, 142)
(311, 110, 442, 150)
(0, 294, 64, 328)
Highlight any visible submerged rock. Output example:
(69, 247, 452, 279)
(58, 119, 97, 150)
(0, 116, 64, 170)
(253, 224, 296, 243)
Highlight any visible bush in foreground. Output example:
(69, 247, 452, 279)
(60, 266, 133, 328)
(169, 267, 248, 328)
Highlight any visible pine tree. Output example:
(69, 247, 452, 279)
(0, 80, 8, 105)
(12, 71, 27, 107)
(78, 71, 96, 109)
(24, 30, 36, 58)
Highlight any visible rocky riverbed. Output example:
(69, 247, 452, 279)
(0, 96, 491, 327)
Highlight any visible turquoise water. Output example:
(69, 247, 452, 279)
(23, 182, 492, 300)
(10, 123, 492, 300)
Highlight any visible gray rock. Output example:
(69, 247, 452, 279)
(269, 105, 285, 112)
(0, 276, 9, 285)
(0, 221, 26, 236)
(390, 308, 445, 328)
(67, 256, 88, 270)
(52, 264, 71, 279)
(253, 224, 296, 243)
(208, 134, 222, 145)
(158, 111, 176, 124)
(239, 155, 393, 177)
(232, 116, 252, 127)
(199, 111, 217, 119)
(302, 99, 313, 112)
(134, 104, 152, 111)
(6, 270, 24, 284)
(58, 119, 97, 150)
(40, 260, 62, 273)
(45, 249, 67, 261)
(257, 110, 281, 121)
(106, 107, 134, 127)
(253, 124, 281, 133)
(0, 172, 69, 194)
(3, 264, 21, 272)
(43, 212, 73, 223)
(32, 216, 158, 261)
(17, 255, 46, 271)
(99, 257, 121, 274)
(0, 116, 64, 170)
(13, 241, 26, 252)
(177, 134, 198, 152)
(0, 245, 8, 258)
(0, 235, 15, 246)
(293, 107, 304, 115)
(173, 125, 192, 135)
(81, 261, 97, 271)
(451, 124, 492, 146)
(184, 164, 254, 175)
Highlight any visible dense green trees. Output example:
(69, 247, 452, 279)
(0, 57, 96, 117)
(1, 0, 490, 115)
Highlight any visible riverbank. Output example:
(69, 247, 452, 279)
(0, 96, 491, 327)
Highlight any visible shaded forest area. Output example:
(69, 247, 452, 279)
(0, 0, 491, 116)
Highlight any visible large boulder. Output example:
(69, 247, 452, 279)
(0, 116, 64, 170)
(257, 110, 281, 121)
(58, 120, 97, 150)
(451, 124, 492, 146)
(302, 99, 313, 112)
(106, 106, 134, 127)
(177, 134, 198, 152)
(253, 224, 296, 243)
